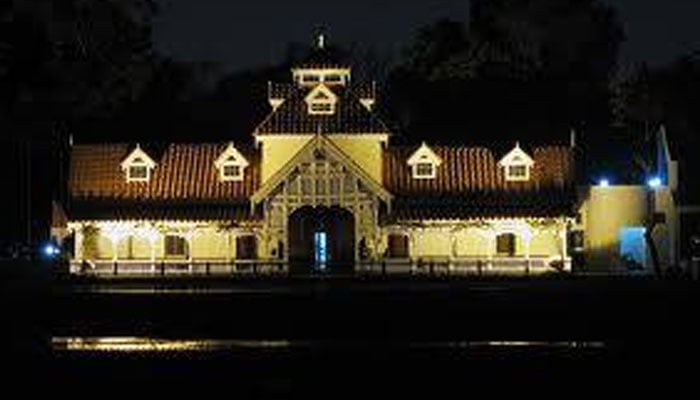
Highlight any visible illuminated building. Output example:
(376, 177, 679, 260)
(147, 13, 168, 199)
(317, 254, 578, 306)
(62, 36, 679, 275)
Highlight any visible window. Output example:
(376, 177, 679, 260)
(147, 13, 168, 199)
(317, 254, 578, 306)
(222, 164, 241, 180)
(305, 84, 337, 115)
(128, 165, 149, 181)
(215, 143, 249, 182)
(507, 165, 527, 179)
(165, 235, 187, 257)
(236, 235, 256, 260)
(496, 233, 516, 256)
(310, 102, 333, 113)
(302, 74, 320, 83)
(324, 74, 341, 83)
(387, 234, 409, 258)
(407, 143, 441, 180)
(415, 163, 435, 178)
(498, 143, 534, 182)
(121, 145, 156, 183)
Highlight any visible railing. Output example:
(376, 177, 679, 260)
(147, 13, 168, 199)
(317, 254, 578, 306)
(357, 256, 562, 276)
(69, 255, 567, 278)
(70, 259, 289, 277)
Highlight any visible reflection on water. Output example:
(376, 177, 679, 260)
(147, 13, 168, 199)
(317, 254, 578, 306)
(52, 337, 605, 353)
(52, 337, 293, 352)
(414, 341, 606, 348)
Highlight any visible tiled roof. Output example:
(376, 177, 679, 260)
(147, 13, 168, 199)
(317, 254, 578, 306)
(269, 82, 295, 99)
(295, 47, 349, 69)
(69, 143, 260, 201)
(384, 145, 576, 219)
(68, 200, 256, 222)
(255, 85, 390, 135)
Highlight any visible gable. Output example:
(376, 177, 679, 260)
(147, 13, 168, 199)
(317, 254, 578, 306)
(407, 142, 443, 166)
(214, 142, 250, 169)
(251, 135, 391, 205)
(120, 144, 156, 170)
(498, 143, 534, 167)
(254, 85, 391, 135)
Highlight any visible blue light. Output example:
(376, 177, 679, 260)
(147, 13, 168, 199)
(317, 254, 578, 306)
(598, 178, 610, 187)
(647, 177, 662, 189)
(43, 243, 59, 258)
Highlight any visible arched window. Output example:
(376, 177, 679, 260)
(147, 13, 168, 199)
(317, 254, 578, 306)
(236, 235, 257, 260)
(496, 233, 516, 256)
(387, 234, 409, 258)
(165, 235, 188, 258)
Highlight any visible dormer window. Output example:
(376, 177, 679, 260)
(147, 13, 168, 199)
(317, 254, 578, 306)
(222, 164, 241, 180)
(305, 84, 337, 115)
(215, 142, 249, 182)
(415, 163, 435, 178)
(498, 142, 534, 182)
(120, 144, 156, 183)
(407, 142, 442, 180)
(310, 102, 333, 113)
(302, 74, 320, 83)
(128, 164, 149, 181)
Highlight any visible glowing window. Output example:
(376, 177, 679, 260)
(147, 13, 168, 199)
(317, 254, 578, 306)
(314, 231, 328, 269)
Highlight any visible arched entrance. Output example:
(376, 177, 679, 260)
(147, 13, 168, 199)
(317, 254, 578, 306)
(288, 206, 355, 274)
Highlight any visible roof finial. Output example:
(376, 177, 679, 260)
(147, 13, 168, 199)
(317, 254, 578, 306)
(317, 33, 325, 49)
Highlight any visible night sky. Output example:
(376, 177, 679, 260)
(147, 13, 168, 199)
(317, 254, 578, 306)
(153, 0, 700, 72)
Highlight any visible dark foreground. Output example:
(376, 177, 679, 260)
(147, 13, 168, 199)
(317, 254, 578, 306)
(2, 261, 699, 395)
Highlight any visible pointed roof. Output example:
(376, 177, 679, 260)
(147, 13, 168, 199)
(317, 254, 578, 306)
(498, 142, 535, 167)
(214, 142, 250, 169)
(251, 135, 391, 205)
(254, 85, 390, 135)
(120, 144, 156, 170)
(407, 142, 443, 166)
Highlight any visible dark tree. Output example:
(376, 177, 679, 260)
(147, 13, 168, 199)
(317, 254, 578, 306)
(387, 0, 625, 144)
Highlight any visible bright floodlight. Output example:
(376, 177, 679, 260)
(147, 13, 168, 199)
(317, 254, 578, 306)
(43, 243, 59, 258)
(647, 177, 662, 189)
(598, 178, 610, 187)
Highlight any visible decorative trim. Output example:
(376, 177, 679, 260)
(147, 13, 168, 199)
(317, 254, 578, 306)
(120, 144, 156, 183)
(215, 142, 249, 182)
(498, 142, 534, 182)
(407, 142, 442, 180)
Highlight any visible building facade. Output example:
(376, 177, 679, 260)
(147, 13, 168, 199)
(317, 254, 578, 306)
(63, 39, 678, 276)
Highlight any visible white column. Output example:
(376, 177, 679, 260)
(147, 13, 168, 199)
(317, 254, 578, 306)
(185, 229, 194, 273)
(74, 227, 84, 261)
(560, 220, 569, 271)
(487, 231, 494, 270)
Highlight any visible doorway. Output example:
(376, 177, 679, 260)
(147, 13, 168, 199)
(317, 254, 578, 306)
(288, 206, 355, 274)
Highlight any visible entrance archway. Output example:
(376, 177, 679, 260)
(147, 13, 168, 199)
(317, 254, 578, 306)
(288, 206, 355, 274)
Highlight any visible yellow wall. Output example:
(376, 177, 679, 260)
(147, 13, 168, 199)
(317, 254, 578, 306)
(76, 222, 238, 261)
(257, 135, 313, 184)
(530, 227, 561, 256)
(454, 229, 491, 257)
(403, 221, 564, 259)
(191, 227, 234, 259)
(580, 186, 648, 270)
(328, 135, 386, 183)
